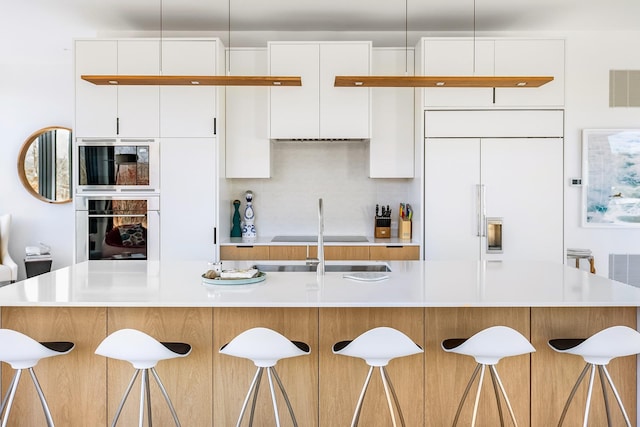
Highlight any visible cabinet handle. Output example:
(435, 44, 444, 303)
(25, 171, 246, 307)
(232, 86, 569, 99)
(213, 227, 217, 244)
(213, 117, 216, 135)
(385, 246, 403, 249)
(116, 117, 120, 135)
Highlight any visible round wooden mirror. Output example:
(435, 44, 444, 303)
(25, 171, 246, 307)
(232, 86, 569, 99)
(18, 126, 72, 204)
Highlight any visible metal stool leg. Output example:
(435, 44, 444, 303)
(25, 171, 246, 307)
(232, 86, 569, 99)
(150, 367, 181, 426)
(380, 366, 405, 427)
(488, 366, 505, 427)
(452, 363, 482, 426)
(138, 369, 147, 427)
(582, 365, 596, 427)
(0, 370, 21, 427)
(601, 365, 632, 427)
(490, 365, 518, 427)
(351, 365, 374, 427)
(112, 369, 140, 427)
(471, 365, 486, 427)
(558, 363, 590, 427)
(28, 367, 55, 427)
(597, 366, 613, 427)
(236, 367, 263, 427)
(266, 368, 282, 427)
(248, 368, 263, 427)
(271, 367, 299, 427)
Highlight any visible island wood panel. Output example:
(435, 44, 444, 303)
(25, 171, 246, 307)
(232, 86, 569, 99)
(369, 245, 420, 260)
(220, 245, 270, 260)
(1, 306, 107, 427)
(106, 307, 213, 427)
(308, 245, 370, 260)
(319, 307, 425, 426)
(425, 307, 531, 427)
(213, 307, 319, 427)
(530, 307, 637, 427)
(269, 245, 309, 260)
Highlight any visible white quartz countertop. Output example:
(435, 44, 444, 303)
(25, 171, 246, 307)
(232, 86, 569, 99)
(1, 260, 639, 308)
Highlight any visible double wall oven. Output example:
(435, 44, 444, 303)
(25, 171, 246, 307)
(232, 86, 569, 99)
(74, 138, 160, 262)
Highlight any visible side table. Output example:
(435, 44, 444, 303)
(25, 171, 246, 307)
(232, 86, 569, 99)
(24, 259, 52, 278)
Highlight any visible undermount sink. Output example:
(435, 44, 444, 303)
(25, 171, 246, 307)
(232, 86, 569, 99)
(255, 263, 391, 273)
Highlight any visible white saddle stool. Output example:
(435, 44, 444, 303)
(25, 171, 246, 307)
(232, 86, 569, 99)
(441, 325, 535, 427)
(548, 325, 640, 427)
(219, 327, 310, 427)
(0, 328, 74, 427)
(95, 328, 191, 427)
(332, 326, 423, 427)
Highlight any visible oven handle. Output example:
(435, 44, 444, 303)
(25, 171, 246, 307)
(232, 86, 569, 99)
(87, 214, 147, 218)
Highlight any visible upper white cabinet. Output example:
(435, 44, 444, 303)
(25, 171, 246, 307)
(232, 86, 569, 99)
(75, 39, 160, 137)
(226, 48, 271, 178)
(418, 37, 564, 108)
(268, 41, 371, 139)
(369, 48, 415, 178)
(160, 39, 224, 137)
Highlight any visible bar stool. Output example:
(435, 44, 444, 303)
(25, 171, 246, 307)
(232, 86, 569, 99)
(548, 325, 640, 426)
(95, 328, 191, 427)
(332, 326, 423, 427)
(0, 328, 74, 427)
(219, 327, 310, 427)
(441, 325, 535, 427)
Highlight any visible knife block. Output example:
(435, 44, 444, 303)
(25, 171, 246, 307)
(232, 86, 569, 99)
(398, 220, 412, 240)
(374, 217, 391, 238)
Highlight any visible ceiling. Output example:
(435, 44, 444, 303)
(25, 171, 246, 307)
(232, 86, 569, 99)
(28, 0, 640, 35)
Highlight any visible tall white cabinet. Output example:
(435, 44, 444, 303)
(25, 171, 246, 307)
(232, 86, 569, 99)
(423, 110, 564, 262)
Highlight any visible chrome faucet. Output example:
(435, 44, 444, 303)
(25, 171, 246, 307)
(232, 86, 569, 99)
(317, 198, 325, 277)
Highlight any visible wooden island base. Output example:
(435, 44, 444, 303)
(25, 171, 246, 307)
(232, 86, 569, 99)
(1, 306, 636, 426)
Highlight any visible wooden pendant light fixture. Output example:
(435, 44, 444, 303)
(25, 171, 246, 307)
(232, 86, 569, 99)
(81, 0, 301, 87)
(334, 0, 553, 88)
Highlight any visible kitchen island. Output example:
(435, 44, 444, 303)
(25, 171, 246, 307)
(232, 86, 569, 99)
(0, 260, 638, 426)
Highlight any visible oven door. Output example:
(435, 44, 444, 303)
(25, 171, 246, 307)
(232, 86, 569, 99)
(75, 138, 159, 193)
(75, 196, 159, 262)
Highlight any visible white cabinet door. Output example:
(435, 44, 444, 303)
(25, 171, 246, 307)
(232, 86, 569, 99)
(319, 43, 371, 139)
(117, 40, 160, 137)
(269, 42, 371, 139)
(75, 39, 160, 137)
(422, 38, 494, 108)
(424, 138, 481, 260)
(226, 49, 270, 178)
(424, 136, 563, 262)
(481, 138, 563, 262)
(160, 39, 219, 137)
(269, 43, 320, 139)
(75, 40, 117, 137)
(494, 39, 565, 107)
(160, 138, 217, 260)
(369, 48, 414, 178)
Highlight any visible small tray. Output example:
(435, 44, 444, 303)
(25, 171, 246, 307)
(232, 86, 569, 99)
(202, 271, 266, 286)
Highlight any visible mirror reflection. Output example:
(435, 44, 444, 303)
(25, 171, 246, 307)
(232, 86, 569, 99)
(18, 126, 72, 204)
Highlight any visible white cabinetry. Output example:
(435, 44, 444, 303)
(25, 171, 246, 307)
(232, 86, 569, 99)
(75, 39, 160, 137)
(160, 138, 217, 260)
(226, 49, 270, 178)
(369, 48, 415, 178)
(268, 42, 371, 139)
(423, 110, 563, 262)
(160, 39, 223, 137)
(419, 37, 564, 108)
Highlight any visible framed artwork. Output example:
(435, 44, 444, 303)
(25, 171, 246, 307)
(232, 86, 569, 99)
(582, 129, 640, 227)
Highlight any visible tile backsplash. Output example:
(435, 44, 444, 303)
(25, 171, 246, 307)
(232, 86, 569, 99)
(228, 141, 413, 237)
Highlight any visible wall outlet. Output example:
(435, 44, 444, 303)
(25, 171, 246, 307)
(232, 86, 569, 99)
(570, 178, 582, 186)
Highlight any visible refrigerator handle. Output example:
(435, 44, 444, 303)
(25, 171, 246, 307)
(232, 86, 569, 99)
(480, 184, 487, 237)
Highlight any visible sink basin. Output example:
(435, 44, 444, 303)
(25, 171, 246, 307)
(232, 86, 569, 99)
(255, 263, 391, 272)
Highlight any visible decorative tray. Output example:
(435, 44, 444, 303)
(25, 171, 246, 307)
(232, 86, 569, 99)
(201, 271, 266, 286)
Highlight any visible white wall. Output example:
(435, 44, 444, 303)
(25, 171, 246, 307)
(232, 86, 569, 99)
(0, 7, 95, 279)
(564, 31, 640, 276)
(3, 23, 640, 278)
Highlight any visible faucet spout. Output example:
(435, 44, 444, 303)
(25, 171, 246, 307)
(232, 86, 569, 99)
(317, 198, 325, 277)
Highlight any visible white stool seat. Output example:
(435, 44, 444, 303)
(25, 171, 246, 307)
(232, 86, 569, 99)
(332, 327, 423, 427)
(548, 325, 640, 426)
(441, 326, 535, 427)
(0, 329, 74, 427)
(95, 328, 191, 427)
(220, 327, 310, 427)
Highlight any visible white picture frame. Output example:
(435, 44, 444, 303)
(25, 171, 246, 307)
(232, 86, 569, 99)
(582, 129, 640, 227)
